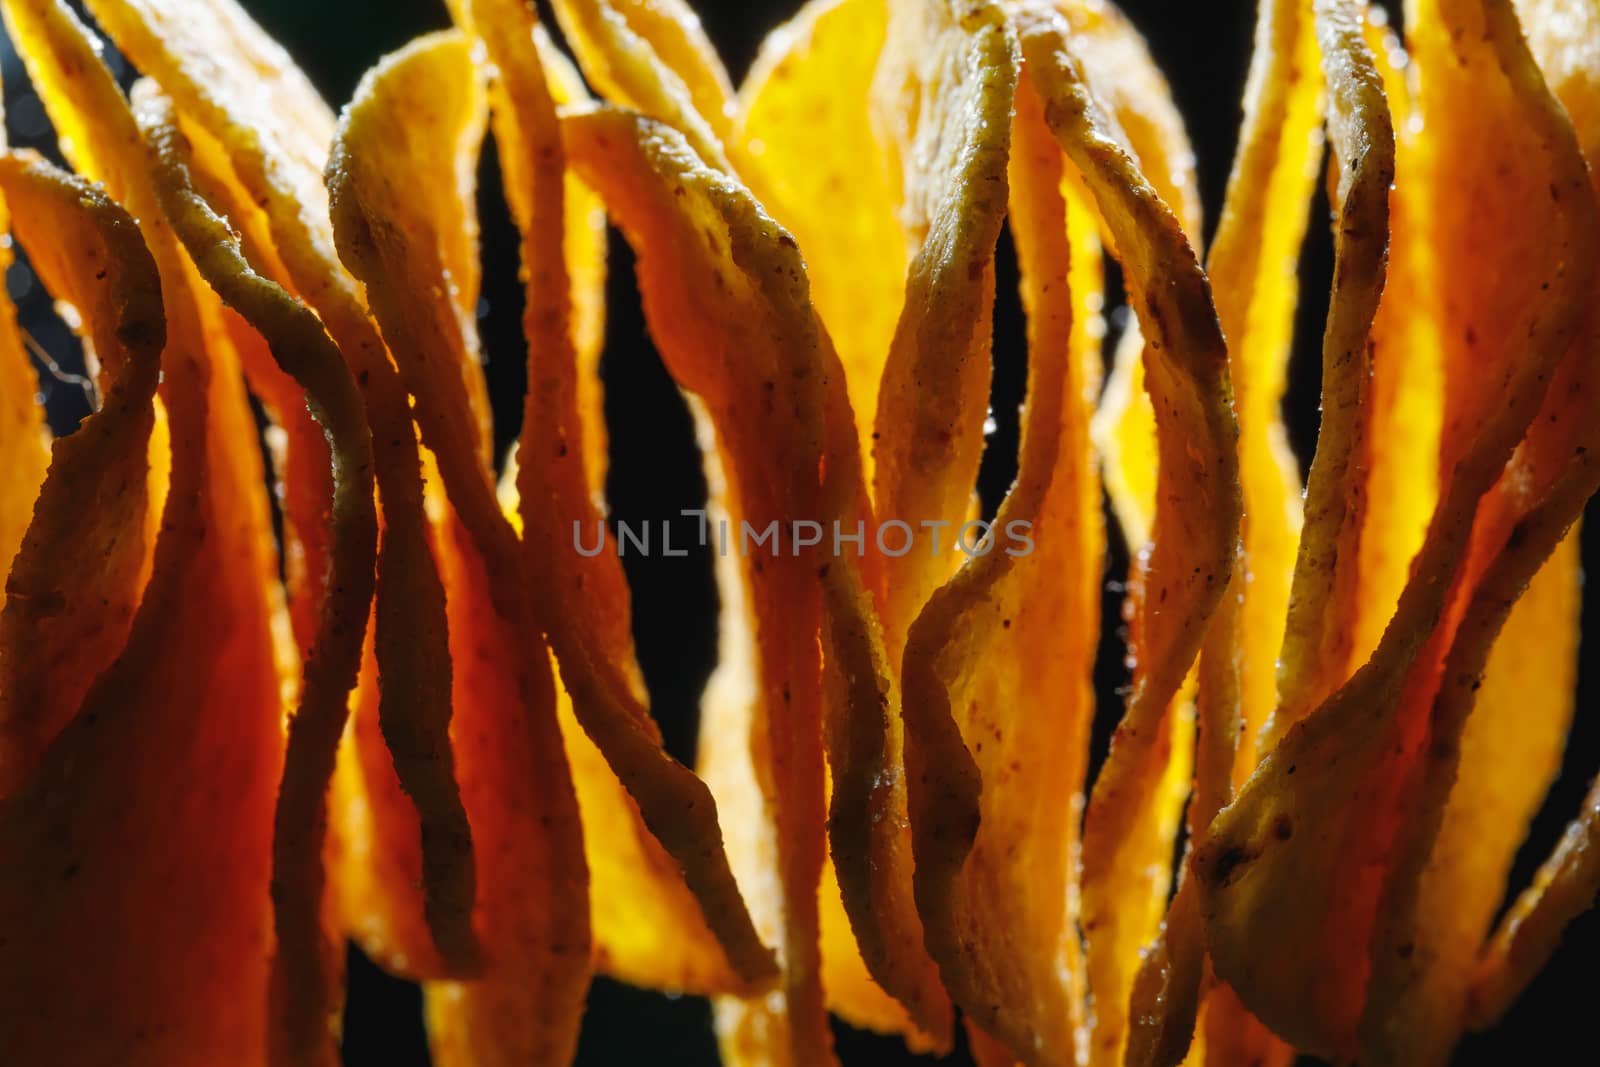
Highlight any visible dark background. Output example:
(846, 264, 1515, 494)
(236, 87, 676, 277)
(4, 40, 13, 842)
(2, 1, 1595, 1063)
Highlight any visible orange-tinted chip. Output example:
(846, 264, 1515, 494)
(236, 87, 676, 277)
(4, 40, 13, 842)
(453, 0, 775, 995)
(549, 0, 730, 167)
(0, 9, 286, 1058)
(899, 61, 1102, 1063)
(327, 32, 595, 1063)
(1009, 10, 1243, 1067)
(1195, 0, 1598, 1057)
(565, 103, 853, 1066)
(81, 0, 481, 988)
(137, 83, 382, 1065)
(732, 0, 905, 487)
(0, 99, 50, 582)
(0, 146, 162, 796)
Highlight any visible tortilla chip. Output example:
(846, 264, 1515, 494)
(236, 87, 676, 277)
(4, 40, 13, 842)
(452, 0, 775, 994)
(732, 0, 905, 488)
(0, 7, 285, 1058)
(898, 60, 1102, 1062)
(0, 144, 162, 795)
(1355, 3, 1600, 1058)
(81, 0, 481, 984)
(564, 101, 859, 1065)
(137, 82, 384, 1064)
(1006, 11, 1243, 1067)
(870, 0, 1016, 646)
(0, 101, 50, 582)
(1464, 0, 1600, 1028)
(327, 31, 597, 1062)
(1194, 0, 1598, 1055)
(548, 0, 730, 167)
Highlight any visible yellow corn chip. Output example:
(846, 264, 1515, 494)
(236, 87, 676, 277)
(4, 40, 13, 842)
(452, 0, 775, 994)
(81, 0, 482, 983)
(899, 60, 1102, 1063)
(1195, 0, 1598, 1056)
(327, 32, 596, 1063)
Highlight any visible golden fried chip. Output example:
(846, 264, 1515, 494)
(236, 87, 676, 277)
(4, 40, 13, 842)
(326, 31, 595, 1062)
(1038, 18, 1215, 1058)
(145, 104, 335, 654)
(452, 0, 775, 994)
(732, 0, 905, 485)
(898, 63, 1102, 1063)
(870, 0, 1016, 645)
(137, 84, 382, 1066)
(1461, 0, 1600, 1028)
(1360, 305, 1600, 1061)
(1344, 6, 1439, 670)
(0, 148, 162, 795)
(1194, 0, 1599, 1056)
(0, 11, 286, 1056)
(0, 105, 50, 582)
(564, 102, 864, 1066)
(1003, 10, 1243, 1067)
(1052, 0, 1201, 241)
(1472, 776, 1600, 1028)
(804, 0, 1015, 1050)
(1360, 532, 1581, 1065)
(81, 0, 481, 984)
(1355, 3, 1600, 1059)
(549, 0, 730, 167)
(1066, 0, 1203, 564)
(1202, 0, 1319, 765)
(584, 0, 734, 140)
(1270, 0, 1393, 746)
(1124, 2, 1326, 1057)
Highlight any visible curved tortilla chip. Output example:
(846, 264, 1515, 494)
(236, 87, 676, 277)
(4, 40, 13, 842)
(1045, 19, 1216, 1059)
(1052, 0, 1202, 242)
(805, 0, 1015, 1050)
(1355, 3, 1600, 1059)
(549, 0, 730, 168)
(1271, 0, 1393, 745)
(564, 103, 858, 1066)
(0, 15, 286, 1056)
(81, 0, 481, 984)
(1471, 774, 1600, 1028)
(0, 142, 162, 797)
(732, 0, 905, 488)
(137, 87, 381, 1066)
(452, 0, 775, 994)
(899, 62, 1102, 1064)
(1125, 2, 1325, 1058)
(1347, 5, 1439, 669)
(1464, 0, 1600, 1029)
(1007, 10, 1243, 1067)
(592, 0, 734, 140)
(326, 31, 594, 1063)
(0, 155, 160, 792)
(0, 108, 50, 583)
(1194, 0, 1598, 1056)
(870, 0, 1016, 647)
(1202, 0, 1318, 767)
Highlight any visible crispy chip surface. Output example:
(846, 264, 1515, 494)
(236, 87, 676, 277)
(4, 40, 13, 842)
(137, 82, 381, 1065)
(453, 0, 775, 996)
(327, 31, 597, 1063)
(1008, 11, 1242, 1067)
(0, 4, 285, 1055)
(899, 60, 1102, 1065)
(564, 103, 849, 1066)
(1195, 0, 1599, 1055)
(81, 0, 483, 988)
